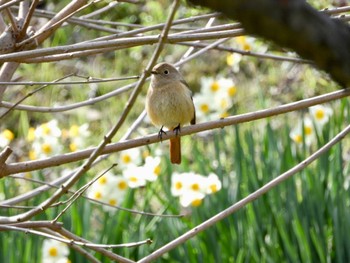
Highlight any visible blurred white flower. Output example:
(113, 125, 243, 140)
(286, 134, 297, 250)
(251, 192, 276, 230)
(67, 123, 90, 152)
(143, 156, 161, 182)
(87, 172, 128, 212)
(0, 129, 14, 148)
(179, 173, 208, 207)
(309, 104, 333, 127)
(171, 172, 222, 207)
(171, 172, 189, 197)
(235, 36, 255, 51)
(179, 190, 205, 207)
(194, 77, 236, 122)
(30, 136, 63, 160)
(205, 173, 222, 194)
(226, 52, 242, 73)
(194, 92, 215, 122)
(42, 239, 69, 263)
(290, 117, 315, 146)
(28, 119, 63, 160)
(118, 148, 142, 168)
(35, 120, 61, 139)
(123, 164, 147, 188)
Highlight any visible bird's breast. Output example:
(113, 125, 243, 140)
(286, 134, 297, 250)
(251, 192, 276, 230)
(146, 83, 194, 129)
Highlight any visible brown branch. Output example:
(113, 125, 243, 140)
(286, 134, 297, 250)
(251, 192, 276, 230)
(0, 88, 349, 179)
(188, 0, 350, 87)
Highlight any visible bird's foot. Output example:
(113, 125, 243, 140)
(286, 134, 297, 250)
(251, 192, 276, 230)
(158, 126, 167, 141)
(173, 124, 181, 136)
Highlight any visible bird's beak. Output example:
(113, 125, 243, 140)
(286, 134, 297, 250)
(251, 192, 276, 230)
(151, 70, 158, 75)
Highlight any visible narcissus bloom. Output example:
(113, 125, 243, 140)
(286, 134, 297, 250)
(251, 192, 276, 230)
(42, 239, 69, 263)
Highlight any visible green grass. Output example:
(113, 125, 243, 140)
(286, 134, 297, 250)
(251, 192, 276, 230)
(1, 1, 349, 262)
(1, 100, 349, 262)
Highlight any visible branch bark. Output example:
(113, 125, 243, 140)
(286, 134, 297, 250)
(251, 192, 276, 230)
(188, 0, 350, 87)
(0, 88, 349, 178)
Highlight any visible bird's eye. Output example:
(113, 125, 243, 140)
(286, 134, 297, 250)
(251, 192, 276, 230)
(164, 70, 169, 75)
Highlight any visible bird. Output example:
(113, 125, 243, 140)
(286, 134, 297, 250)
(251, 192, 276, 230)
(146, 62, 196, 164)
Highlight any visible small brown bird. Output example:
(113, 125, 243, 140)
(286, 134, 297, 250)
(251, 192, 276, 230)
(146, 62, 196, 164)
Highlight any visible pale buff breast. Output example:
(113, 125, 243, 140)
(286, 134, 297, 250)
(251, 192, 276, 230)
(146, 83, 194, 129)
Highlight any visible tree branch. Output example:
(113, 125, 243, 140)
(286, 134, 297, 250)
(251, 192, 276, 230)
(0, 88, 348, 179)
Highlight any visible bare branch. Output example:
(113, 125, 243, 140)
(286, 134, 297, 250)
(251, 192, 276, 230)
(0, 29, 244, 63)
(0, 88, 348, 180)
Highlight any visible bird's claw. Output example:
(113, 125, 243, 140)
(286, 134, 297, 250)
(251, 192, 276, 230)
(173, 124, 181, 136)
(158, 126, 167, 141)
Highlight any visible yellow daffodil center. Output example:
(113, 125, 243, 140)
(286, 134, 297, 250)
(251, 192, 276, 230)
(226, 54, 234, 66)
(210, 81, 220, 92)
(294, 135, 302, 144)
(3, 129, 14, 141)
(175, 181, 182, 190)
(191, 183, 200, 191)
(48, 247, 58, 257)
(200, 104, 209, 113)
(69, 125, 79, 137)
(153, 165, 161, 175)
(315, 109, 325, 120)
(41, 143, 52, 154)
(118, 181, 128, 190)
(94, 191, 102, 200)
(29, 150, 36, 160)
(69, 143, 77, 152)
(98, 177, 107, 185)
(210, 184, 218, 193)
(27, 127, 35, 141)
(130, 176, 138, 182)
(41, 124, 51, 135)
(109, 198, 117, 206)
(122, 154, 131, 164)
(191, 199, 202, 207)
(228, 86, 237, 96)
(304, 126, 312, 136)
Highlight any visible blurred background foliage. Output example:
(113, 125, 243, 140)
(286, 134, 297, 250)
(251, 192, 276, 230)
(0, 0, 349, 262)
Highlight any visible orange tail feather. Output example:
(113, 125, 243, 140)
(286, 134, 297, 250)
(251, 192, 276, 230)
(170, 137, 181, 164)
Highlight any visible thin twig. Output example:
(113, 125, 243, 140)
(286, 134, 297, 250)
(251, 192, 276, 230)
(6, 173, 184, 218)
(16, 0, 98, 47)
(4, 8, 18, 35)
(178, 42, 311, 64)
(18, 0, 39, 40)
(57, 227, 136, 263)
(0, 29, 245, 62)
(0, 81, 135, 112)
(0, 75, 139, 86)
(51, 164, 116, 222)
(0, 73, 76, 119)
(0, 0, 23, 12)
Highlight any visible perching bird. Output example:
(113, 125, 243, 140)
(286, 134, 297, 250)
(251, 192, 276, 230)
(146, 62, 196, 164)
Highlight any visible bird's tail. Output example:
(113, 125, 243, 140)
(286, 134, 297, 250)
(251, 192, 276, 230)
(170, 137, 181, 164)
